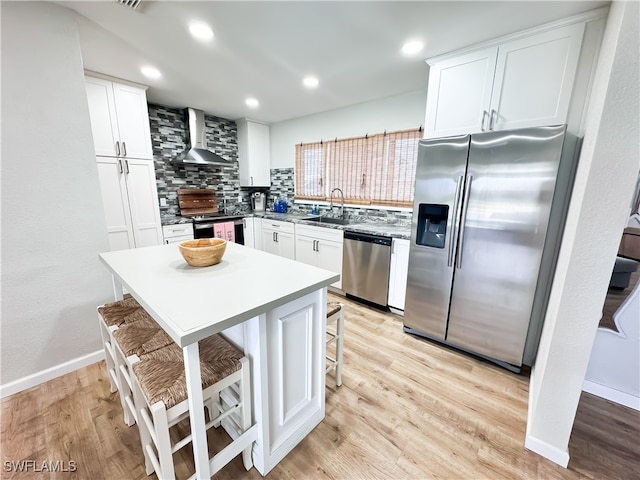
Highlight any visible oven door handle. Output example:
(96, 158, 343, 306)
(194, 223, 214, 229)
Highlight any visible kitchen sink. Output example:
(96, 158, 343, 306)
(303, 216, 351, 226)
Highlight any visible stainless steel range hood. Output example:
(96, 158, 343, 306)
(172, 108, 233, 166)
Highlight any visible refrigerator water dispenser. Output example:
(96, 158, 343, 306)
(416, 204, 448, 248)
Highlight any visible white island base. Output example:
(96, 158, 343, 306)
(99, 242, 339, 478)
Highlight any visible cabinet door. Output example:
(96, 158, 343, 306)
(388, 239, 410, 310)
(295, 235, 317, 267)
(243, 217, 256, 248)
(262, 229, 280, 256)
(490, 23, 585, 131)
(85, 77, 120, 157)
(238, 119, 271, 187)
(266, 291, 325, 456)
(316, 239, 343, 289)
(96, 157, 135, 251)
(112, 82, 153, 160)
(123, 158, 163, 248)
(425, 47, 497, 138)
(277, 232, 296, 260)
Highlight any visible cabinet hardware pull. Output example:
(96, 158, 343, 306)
(481, 111, 488, 131)
(118, 159, 123, 174)
(489, 109, 497, 130)
(251, 176, 253, 185)
(122, 141, 127, 157)
(456, 175, 473, 270)
(448, 176, 464, 268)
(124, 159, 130, 174)
(275, 232, 279, 243)
(115, 141, 121, 156)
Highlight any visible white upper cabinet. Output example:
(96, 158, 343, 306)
(85, 75, 153, 160)
(425, 47, 498, 138)
(424, 21, 586, 138)
(237, 119, 271, 187)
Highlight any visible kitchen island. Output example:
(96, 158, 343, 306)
(99, 242, 339, 478)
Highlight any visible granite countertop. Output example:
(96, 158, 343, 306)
(161, 211, 412, 239)
(250, 212, 412, 240)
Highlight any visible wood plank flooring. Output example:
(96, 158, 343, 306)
(2, 294, 638, 479)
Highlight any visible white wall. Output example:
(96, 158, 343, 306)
(1, 1, 113, 392)
(526, 0, 639, 467)
(270, 90, 427, 168)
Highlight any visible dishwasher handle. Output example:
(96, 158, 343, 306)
(344, 231, 392, 246)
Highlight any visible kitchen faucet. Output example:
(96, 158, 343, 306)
(329, 188, 345, 218)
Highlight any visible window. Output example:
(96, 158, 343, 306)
(295, 128, 422, 207)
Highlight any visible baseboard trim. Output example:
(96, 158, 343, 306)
(583, 379, 640, 411)
(0, 350, 104, 399)
(524, 435, 570, 467)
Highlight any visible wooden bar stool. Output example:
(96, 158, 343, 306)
(326, 302, 345, 387)
(131, 334, 254, 480)
(112, 311, 175, 426)
(96, 297, 142, 394)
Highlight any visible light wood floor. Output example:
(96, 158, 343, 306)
(2, 294, 638, 479)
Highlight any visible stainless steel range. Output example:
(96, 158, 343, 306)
(178, 188, 245, 244)
(190, 213, 245, 244)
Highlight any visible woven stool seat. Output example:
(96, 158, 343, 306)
(113, 311, 174, 357)
(327, 301, 342, 318)
(133, 334, 243, 409)
(98, 297, 142, 327)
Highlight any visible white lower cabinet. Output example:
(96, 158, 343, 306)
(96, 156, 163, 251)
(388, 238, 410, 311)
(261, 219, 295, 259)
(162, 224, 193, 244)
(265, 292, 325, 457)
(243, 217, 256, 248)
(295, 225, 343, 289)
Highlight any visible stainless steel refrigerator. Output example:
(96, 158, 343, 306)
(403, 125, 579, 371)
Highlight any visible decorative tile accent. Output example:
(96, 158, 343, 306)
(148, 104, 253, 222)
(269, 167, 413, 223)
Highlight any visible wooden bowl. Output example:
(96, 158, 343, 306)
(178, 238, 227, 267)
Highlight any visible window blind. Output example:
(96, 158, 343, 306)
(295, 128, 421, 207)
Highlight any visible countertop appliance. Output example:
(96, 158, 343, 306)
(342, 231, 392, 308)
(403, 125, 579, 371)
(251, 192, 266, 212)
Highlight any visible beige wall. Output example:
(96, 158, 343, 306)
(527, 0, 640, 466)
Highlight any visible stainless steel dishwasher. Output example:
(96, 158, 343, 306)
(342, 231, 392, 308)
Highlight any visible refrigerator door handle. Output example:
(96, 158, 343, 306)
(447, 175, 464, 267)
(456, 175, 473, 269)
(481, 111, 488, 131)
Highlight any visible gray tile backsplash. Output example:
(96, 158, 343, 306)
(149, 104, 412, 224)
(149, 104, 253, 220)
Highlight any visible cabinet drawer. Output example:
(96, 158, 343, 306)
(163, 224, 193, 238)
(296, 224, 344, 243)
(261, 219, 295, 234)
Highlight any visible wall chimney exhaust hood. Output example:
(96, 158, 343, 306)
(172, 108, 233, 166)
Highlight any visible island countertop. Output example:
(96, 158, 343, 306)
(99, 242, 339, 347)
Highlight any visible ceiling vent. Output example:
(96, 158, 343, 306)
(115, 0, 142, 10)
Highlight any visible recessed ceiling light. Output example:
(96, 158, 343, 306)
(245, 97, 259, 108)
(402, 41, 424, 56)
(189, 22, 214, 41)
(303, 76, 319, 89)
(141, 66, 161, 79)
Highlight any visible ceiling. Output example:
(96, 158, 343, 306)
(58, 0, 609, 124)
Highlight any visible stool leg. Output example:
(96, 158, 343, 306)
(335, 308, 345, 387)
(131, 362, 155, 476)
(98, 315, 118, 393)
(239, 358, 253, 470)
(114, 344, 135, 427)
(152, 402, 175, 480)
